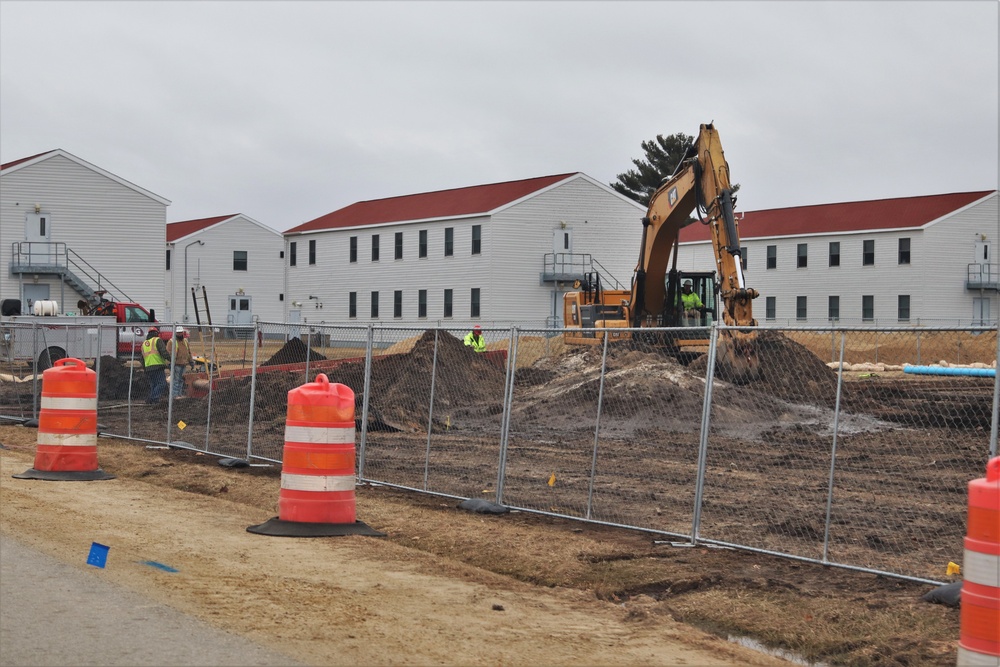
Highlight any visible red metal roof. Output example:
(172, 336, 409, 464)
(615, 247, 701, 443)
(1, 150, 57, 171)
(679, 191, 996, 242)
(286, 173, 579, 234)
(167, 215, 237, 242)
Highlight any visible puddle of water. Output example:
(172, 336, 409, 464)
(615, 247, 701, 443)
(728, 635, 828, 666)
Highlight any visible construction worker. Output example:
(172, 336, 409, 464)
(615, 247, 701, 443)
(681, 280, 707, 325)
(463, 325, 486, 353)
(166, 326, 193, 399)
(141, 327, 169, 404)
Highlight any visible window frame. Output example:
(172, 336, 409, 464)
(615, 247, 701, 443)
(862, 294, 874, 321)
(897, 294, 910, 321)
(797, 243, 808, 268)
(418, 289, 427, 318)
(472, 225, 482, 255)
(766, 245, 777, 270)
(828, 241, 840, 267)
(393, 290, 402, 318)
(796, 296, 807, 321)
(898, 238, 911, 265)
(370, 291, 379, 318)
(289, 241, 297, 267)
(444, 228, 454, 257)
(308, 240, 316, 265)
(395, 232, 403, 260)
(471, 287, 480, 318)
(349, 236, 357, 263)
(371, 234, 380, 262)
(419, 230, 428, 258)
(765, 296, 776, 320)
(443, 288, 453, 318)
(828, 295, 839, 321)
(348, 291, 357, 318)
(233, 250, 248, 272)
(863, 239, 875, 266)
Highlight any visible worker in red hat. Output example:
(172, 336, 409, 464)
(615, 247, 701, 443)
(463, 325, 486, 353)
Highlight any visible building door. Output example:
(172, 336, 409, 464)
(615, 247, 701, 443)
(24, 212, 53, 264)
(287, 309, 301, 341)
(22, 284, 50, 313)
(975, 241, 992, 284)
(973, 297, 991, 326)
(552, 228, 573, 275)
(228, 295, 253, 325)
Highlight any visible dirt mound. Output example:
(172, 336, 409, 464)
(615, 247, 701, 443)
(261, 337, 327, 366)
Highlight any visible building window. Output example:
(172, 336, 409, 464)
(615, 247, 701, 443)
(279, 293, 284, 301)
(796, 296, 807, 321)
(766, 245, 777, 269)
(862, 295, 874, 321)
(898, 238, 910, 265)
(348, 292, 356, 318)
(418, 289, 427, 318)
(797, 243, 808, 268)
(471, 288, 480, 317)
(765, 296, 776, 320)
(444, 228, 454, 257)
(371, 235, 379, 262)
(308, 240, 316, 265)
(443, 288, 453, 317)
(289, 242, 297, 267)
(828, 295, 839, 321)
(370, 291, 379, 318)
(165, 249, 171, 271)
(349, 236, 357, 263)
(829, 242, 839, 267)
(395, 232, 403, 260)
(472, 225, 482, 255)
(419, 230, 428, 258)
(279, 250, 284, 259)
(740, 246, 747, 270)
(863, 239, 875, 266)
(234, 250, 248, 271)
(898, 295, 910, 321)
(393, 290, 402, 318)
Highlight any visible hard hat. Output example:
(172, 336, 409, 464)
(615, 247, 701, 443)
(148, 327, 160, 334)
(682, 280, 692, 287)
(176, 326, 186, 334)
(473, 325, 482, 332)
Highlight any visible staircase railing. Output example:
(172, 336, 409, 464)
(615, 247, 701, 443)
(10, 241, 138, 305)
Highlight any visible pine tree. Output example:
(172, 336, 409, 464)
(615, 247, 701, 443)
(610, 133, 695, 206)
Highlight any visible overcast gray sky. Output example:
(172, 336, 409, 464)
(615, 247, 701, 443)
(2, 1, 997, 232)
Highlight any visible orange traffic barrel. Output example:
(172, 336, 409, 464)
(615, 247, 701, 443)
(13, 358, 114, 482)
(959, 456, 1000, 666)
(248, 374, 382, 537)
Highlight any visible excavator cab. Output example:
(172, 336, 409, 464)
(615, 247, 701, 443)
(663, 271, 717, 328)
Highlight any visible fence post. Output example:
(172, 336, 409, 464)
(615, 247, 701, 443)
(357, 324, 375, 480)
(246, 321, 261, 459)
(495, 326, 519, 505)
(822, 330, 848, 563)
(691, 324, 721, 544)
(584, 331, 611, 520)
(991, 323, 1000, 458)
(422, 329, 440, 491)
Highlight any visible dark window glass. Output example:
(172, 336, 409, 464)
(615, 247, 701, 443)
(348, 292, 356, 318)
(898, 238, 910, 265)
(443, 288, 453, 317)
(234, 250, 248, 271)
(766, 245, 777, 269)
(472, 225, 482, 255)
(395, 232, 403, 260)
(308, 240, 316, 265)
(371, 235, 379, 262)
(797, 243, 807, 268)
(796, 296, 807, 320)
(166, 249, 171, 271)
(863, 239, 875, 266)
(898, 294, 910, 320)
(370, 291, 378, 318)
(418, 289, 427, 318)
(393, 290, 402, 318)
(349, 237, 357, 263)
(765, 296, 776, 320)
(739, 246, 747, 270)
(419, 230, 427, 258)
(444, 228, 454, 257)
(829, 242, 839, 267)
(828, 295, 839, 320)
(471, 288, 480, 317)
(862, 295, 874, 320)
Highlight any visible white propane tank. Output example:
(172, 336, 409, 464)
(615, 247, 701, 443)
(32, 300, 60, 316)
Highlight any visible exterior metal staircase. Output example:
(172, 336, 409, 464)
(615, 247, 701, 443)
(9, 241, 138, 307)
(540, 252, 626, 290)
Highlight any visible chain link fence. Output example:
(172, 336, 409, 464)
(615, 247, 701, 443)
(2, 318, 996, 584)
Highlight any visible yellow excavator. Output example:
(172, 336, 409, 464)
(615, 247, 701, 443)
(563, 123, 760, 382)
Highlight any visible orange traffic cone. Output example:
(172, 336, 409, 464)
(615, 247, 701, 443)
(958, 456, 1000, 666)
(248, 374, 382, 537)
(14, 358, 114, 481)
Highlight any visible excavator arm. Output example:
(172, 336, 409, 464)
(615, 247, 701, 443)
(631, 123, 760, 380)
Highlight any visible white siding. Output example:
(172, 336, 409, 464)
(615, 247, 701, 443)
(1, 153, 167, 315)
(165, 215, 285, 325)
(283, 175, 645, 328)
(678, 192, 999, 326)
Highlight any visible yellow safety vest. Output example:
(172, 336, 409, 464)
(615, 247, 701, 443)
(142, 338, 166, 367)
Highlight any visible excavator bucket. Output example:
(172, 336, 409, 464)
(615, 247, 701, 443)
(714, 335, 761, 384)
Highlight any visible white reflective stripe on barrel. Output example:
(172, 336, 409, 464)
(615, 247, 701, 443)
(283, 425, 354, 444)
(956, 646, 1000, 666)
(280, 472, 355, 492)
(40, 396, 98, 411)
(36, 432, 98, 447)
(964, 549, 1000, 587)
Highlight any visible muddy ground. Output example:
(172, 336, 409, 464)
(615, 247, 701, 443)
(1, 328, 993, 665)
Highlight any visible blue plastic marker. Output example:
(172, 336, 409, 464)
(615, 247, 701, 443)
(139, 560, 179, 573)
(87, 542, 110, 568)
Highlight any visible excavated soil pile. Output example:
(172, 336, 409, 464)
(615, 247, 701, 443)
(260, 337, 327, 366)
